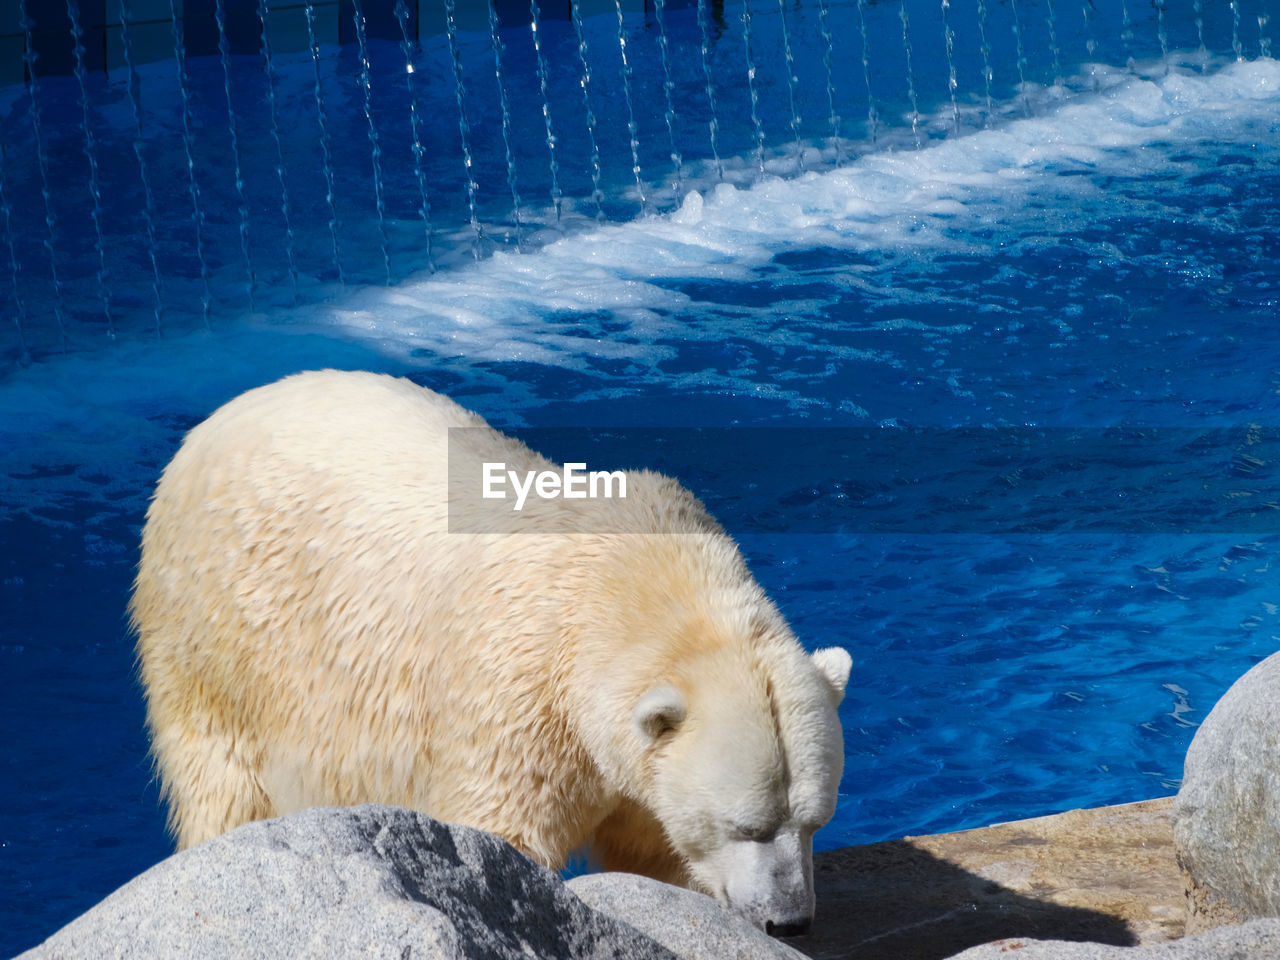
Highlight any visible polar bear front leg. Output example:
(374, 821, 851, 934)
(146, 678, 272, 850)
(589, 796, 692, 888)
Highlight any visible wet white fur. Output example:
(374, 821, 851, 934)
(132, 370, 850, 930)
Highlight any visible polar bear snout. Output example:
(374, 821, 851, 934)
(730, 877, 814, 939)
(765, 917, 812, 938)
(715, 828, 816, 938)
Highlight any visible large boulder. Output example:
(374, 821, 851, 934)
(16, 805, 678, 960)
(1172, 651, 1280, 933)
(568, 873, 806, 960)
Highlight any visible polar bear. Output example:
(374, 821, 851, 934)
(132, 370, 851, 936)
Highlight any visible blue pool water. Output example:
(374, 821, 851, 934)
(3, 0, 1280, 955)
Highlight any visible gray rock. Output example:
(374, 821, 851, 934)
(944, 917, 1280, 959)
(17, 805, 677, 960)
(568, 872, 807, 960)
(1172, 651, 1280, 933)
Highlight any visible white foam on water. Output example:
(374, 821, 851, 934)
(321, 56, 1279, 357)
(2, 55, 1278, 517)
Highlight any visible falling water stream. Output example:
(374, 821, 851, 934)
(776, 0, 804, 168)
(941, 0, 961, 132)
(18, 0, 66, 345)
(1194, 0, 1207, 61)
(653, 0, 685, 195)
(167, 0, 212, 326)
(214, 0, 254, 308)
(117, 0, 164, 330)
(614, 0, 648, 209)
(976, 0, 995, 120)
(817, 0, 842, 162)
(1009, 0, 1029, 112)
(352, 0, 392, 284)
(394, 0, 436, 272)
(0, 147, 27, 361)
(256, 0, 300, 300)
(741, 0, 767, 172)
(696, 0, 724, 180)
(488, 0, 525, 244)
(67, 0, 112, 338)
(1083, 1, 1098, 87)
(569, 0, 605, 218)
(855, 0, 878, 142)
(304, 0, 345, 282)
(443, 0, 483, 252)
(1045, 0, 1063, 86)
(530, 0, 564, 220)
(1156, 0, 1170, 66)
(900, 1, 921, 148)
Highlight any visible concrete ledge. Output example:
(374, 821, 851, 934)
(794, 797, 1181, 960)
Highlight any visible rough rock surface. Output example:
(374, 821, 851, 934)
(792, 798, 1182, 960)
(945, 917, 1280, 959)
(1173, 651, 1280, 934)
(569, 872, 808, 960)
(16, 805, 677, 960)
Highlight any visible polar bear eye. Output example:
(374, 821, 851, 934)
(732, 822, 775, 843)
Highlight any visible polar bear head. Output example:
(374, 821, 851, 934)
(632, 642, 851, 936)
(569, 523, 851, 934)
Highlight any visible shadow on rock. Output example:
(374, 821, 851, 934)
(789, 838, 1135, 960)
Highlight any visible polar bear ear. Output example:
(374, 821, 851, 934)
(812, 647, 852, 706)
(633, 684, 687, 743)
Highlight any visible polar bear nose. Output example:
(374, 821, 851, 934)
(765, 917, 811, 938)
